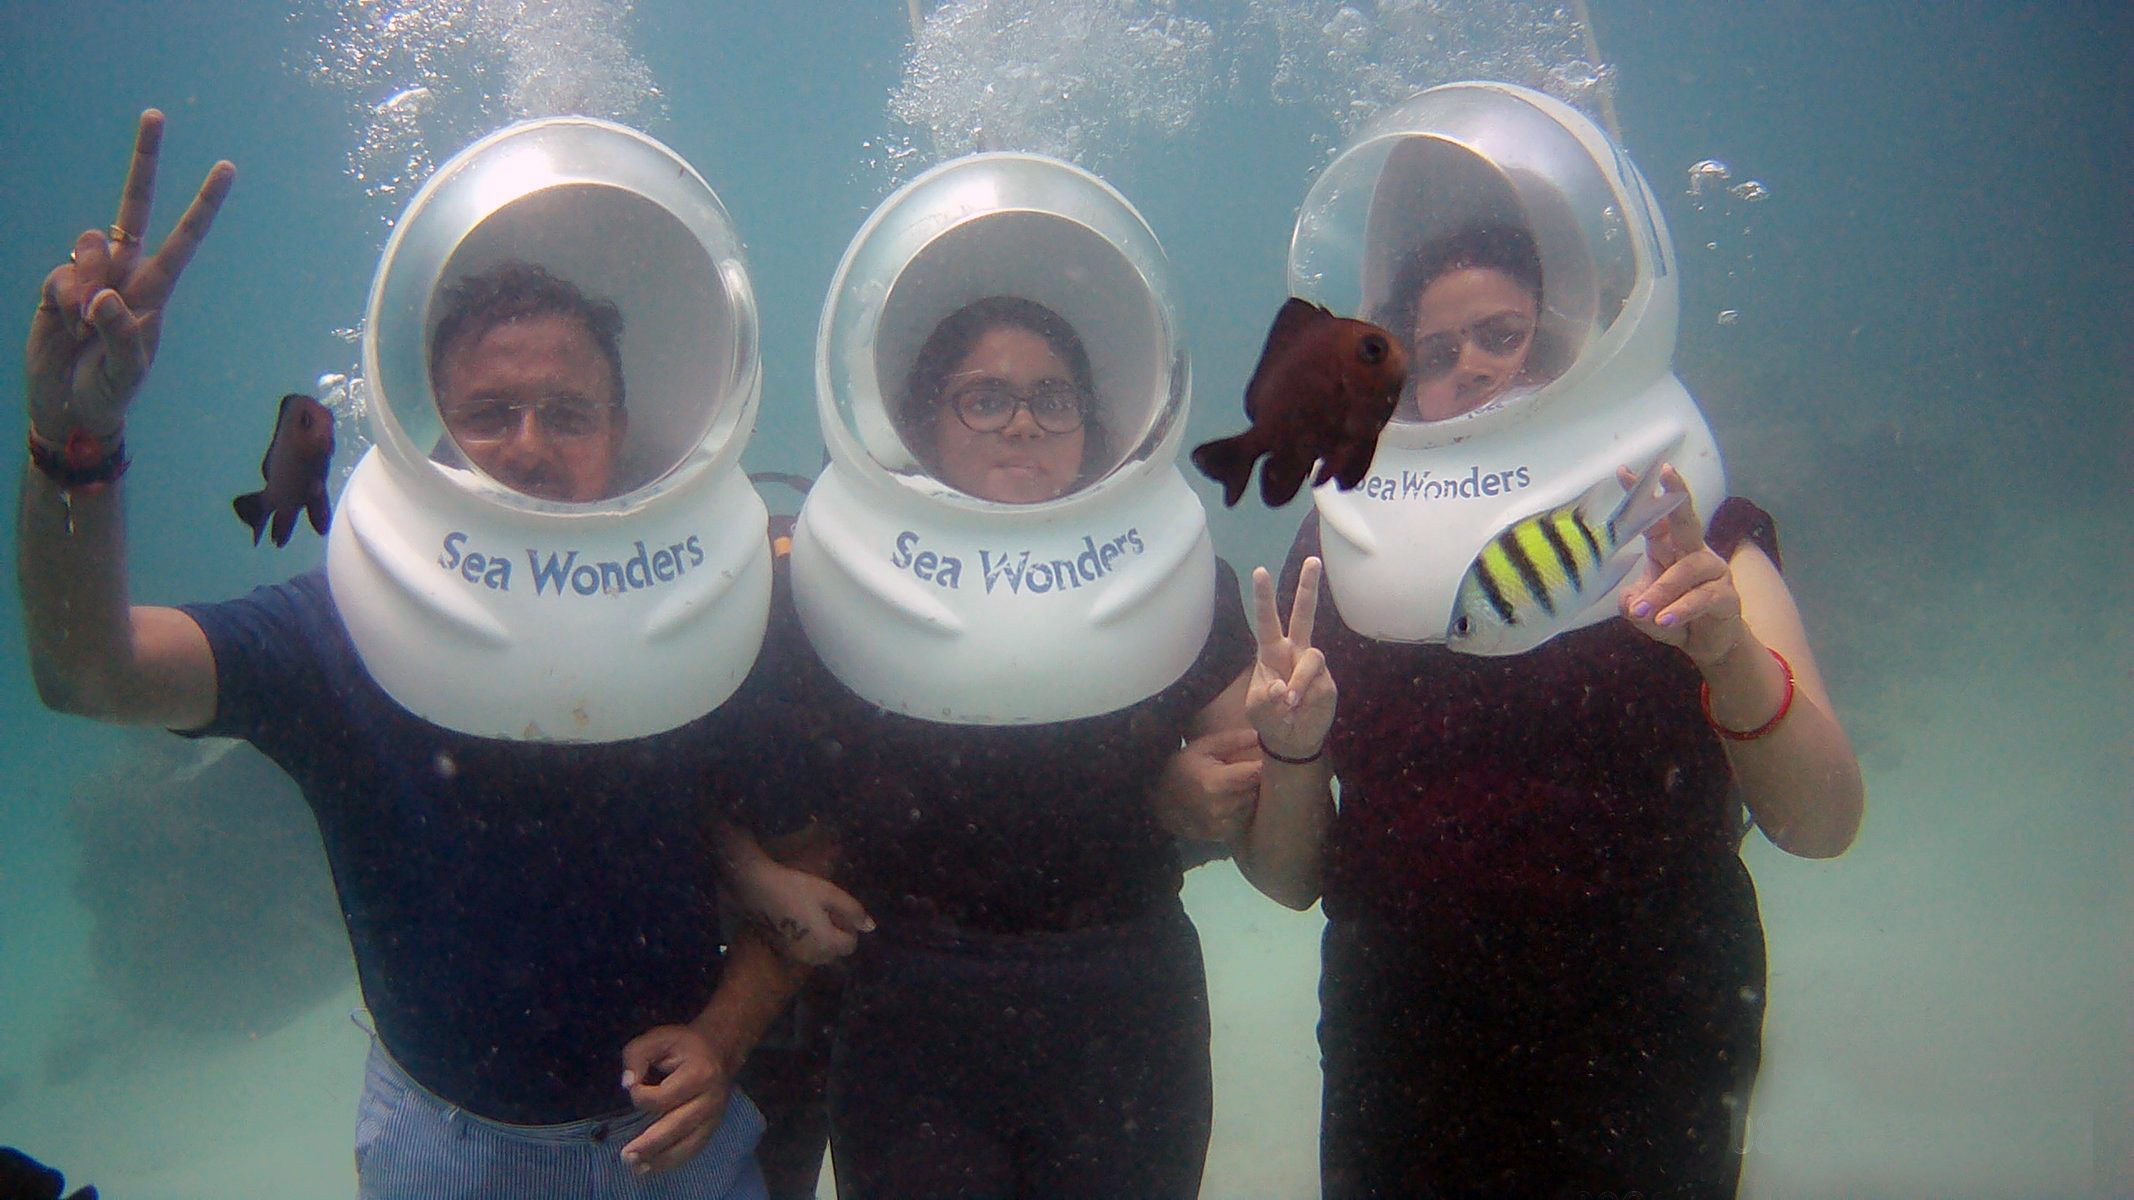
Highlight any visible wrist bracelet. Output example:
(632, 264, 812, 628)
(28, 425, 129, 490)
(1258, 733, 1324, 766)
(1701, 646, 1795, 741)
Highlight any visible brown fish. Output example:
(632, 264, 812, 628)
(1191, 298, 1409, 507)
(232, 393, 335, 547)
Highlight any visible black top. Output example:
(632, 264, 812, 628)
(815, 559, 1256, 934)
(1282, 496, 1783, 928)
(181, 568, 811, 1124)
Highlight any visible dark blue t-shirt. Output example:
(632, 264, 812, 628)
(180, 568, 810, 1124)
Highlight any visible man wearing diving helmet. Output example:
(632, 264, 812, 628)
(17, 110, 795, 1198)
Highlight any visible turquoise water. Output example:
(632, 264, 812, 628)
(0, 2, 2125, 1195)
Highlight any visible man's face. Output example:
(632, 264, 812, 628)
(435, 313, 627, 502)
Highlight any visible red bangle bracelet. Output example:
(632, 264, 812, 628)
(1701, 646, 1795, 741)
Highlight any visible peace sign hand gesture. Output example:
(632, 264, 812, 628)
(1247, 556, 1336, 764)
(28, 110, 235, 440)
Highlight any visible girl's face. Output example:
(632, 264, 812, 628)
(930, 326, 1088, 503)
(1407, 267, 1539, 421)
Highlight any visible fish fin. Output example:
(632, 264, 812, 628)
(1328, 435, 1379, 490)
(1594, 453, 1687, 546)
(232, 492, 268, 545)
(269, 504, 299, 548)
(1190, 432, 1264, 508)
(307, 489, 332, 536)
(1260, 449, 1314, 507)
(1244, 298, 1336, 421)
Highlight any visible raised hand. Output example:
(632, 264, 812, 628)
(1247, 556, 1336, 763)
(28, 110, 234, 439)
(1618, 463, 1747, 667)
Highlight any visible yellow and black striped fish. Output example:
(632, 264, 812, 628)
(1445, 455, 1685, 656)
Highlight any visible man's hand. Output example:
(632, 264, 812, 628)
(29, 109, 233, 439)
(617, 1023, 735, 1174)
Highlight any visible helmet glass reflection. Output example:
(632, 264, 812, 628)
(366, 119, 760, 514)
(1290, 84, 1650, 427)
(820, 154, 1187, 508)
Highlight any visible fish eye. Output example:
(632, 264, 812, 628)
(1358, 335, 1388, 365)
(1452, 615, 1471, 636)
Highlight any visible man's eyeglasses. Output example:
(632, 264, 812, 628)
(943, 380, 1089, 435)
(1412, 314, 1535, 378)
(445, 396, 617, 444)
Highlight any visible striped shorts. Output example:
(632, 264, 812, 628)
(353, 1041, 768, 1199)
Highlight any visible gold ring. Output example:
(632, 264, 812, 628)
(107, 224, 137, 247)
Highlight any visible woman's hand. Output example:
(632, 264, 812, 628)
(725, 855, 873, 967)
(1247, 556, 1335, 762)
(28, 110, 234, 439)
(1154, 726, 1262, 844)
(1618, 463, 1749, 668)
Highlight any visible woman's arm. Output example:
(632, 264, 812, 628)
(1703, 546, 1864, 857)
(1157, 559, 1337, 909)
(1619, 466, 1864, 859)
(1187, 666, 1332, 909)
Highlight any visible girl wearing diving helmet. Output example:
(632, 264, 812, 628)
(765, 155, 1333, 1198)
(1204, 84, 1865, 1196)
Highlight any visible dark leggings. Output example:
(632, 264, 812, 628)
(1320, 870, 1767, 1200)
(828, 899, 1212, 1200)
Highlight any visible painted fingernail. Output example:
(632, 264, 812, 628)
(1657, 612, 1677, 627)
(620, 1070, 637, 1090)
(1631, 601, 1651, 618)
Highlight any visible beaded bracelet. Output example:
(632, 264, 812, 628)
(1701, 646, 1795, 741)
(1258, 733, 1324, 766)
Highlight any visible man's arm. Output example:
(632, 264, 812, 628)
(19, 110, 232, 730)
(616, 927, 808, 1173)
(19, 472, 217, 728)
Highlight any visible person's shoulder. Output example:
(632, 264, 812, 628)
(181, 566, 332, 630)
(1708, 496, 1781, 571)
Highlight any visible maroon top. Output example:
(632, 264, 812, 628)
(1283, 497, 1781, 927)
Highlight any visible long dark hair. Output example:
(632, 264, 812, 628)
(898, 295, 1108, 481)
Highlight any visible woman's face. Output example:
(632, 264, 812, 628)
(1407, 266, 1539, 421)
(930, 325, 1088, 503)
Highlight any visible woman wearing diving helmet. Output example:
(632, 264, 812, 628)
(762, 153, 1333, 1198)
(1217, 84, 1865, 1196)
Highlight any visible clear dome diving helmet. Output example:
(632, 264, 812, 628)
(791, 153, 1212, 724)
(1291, 82, 1725, 644)
(327, 117, 769, 741)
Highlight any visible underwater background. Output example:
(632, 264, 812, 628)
(0, 2, 2125, 1195)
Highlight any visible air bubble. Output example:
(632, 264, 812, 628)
(1716, 309, 1740, 326)
(888, 0, 1216, 173)
(1687, 158, 1731, 195)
